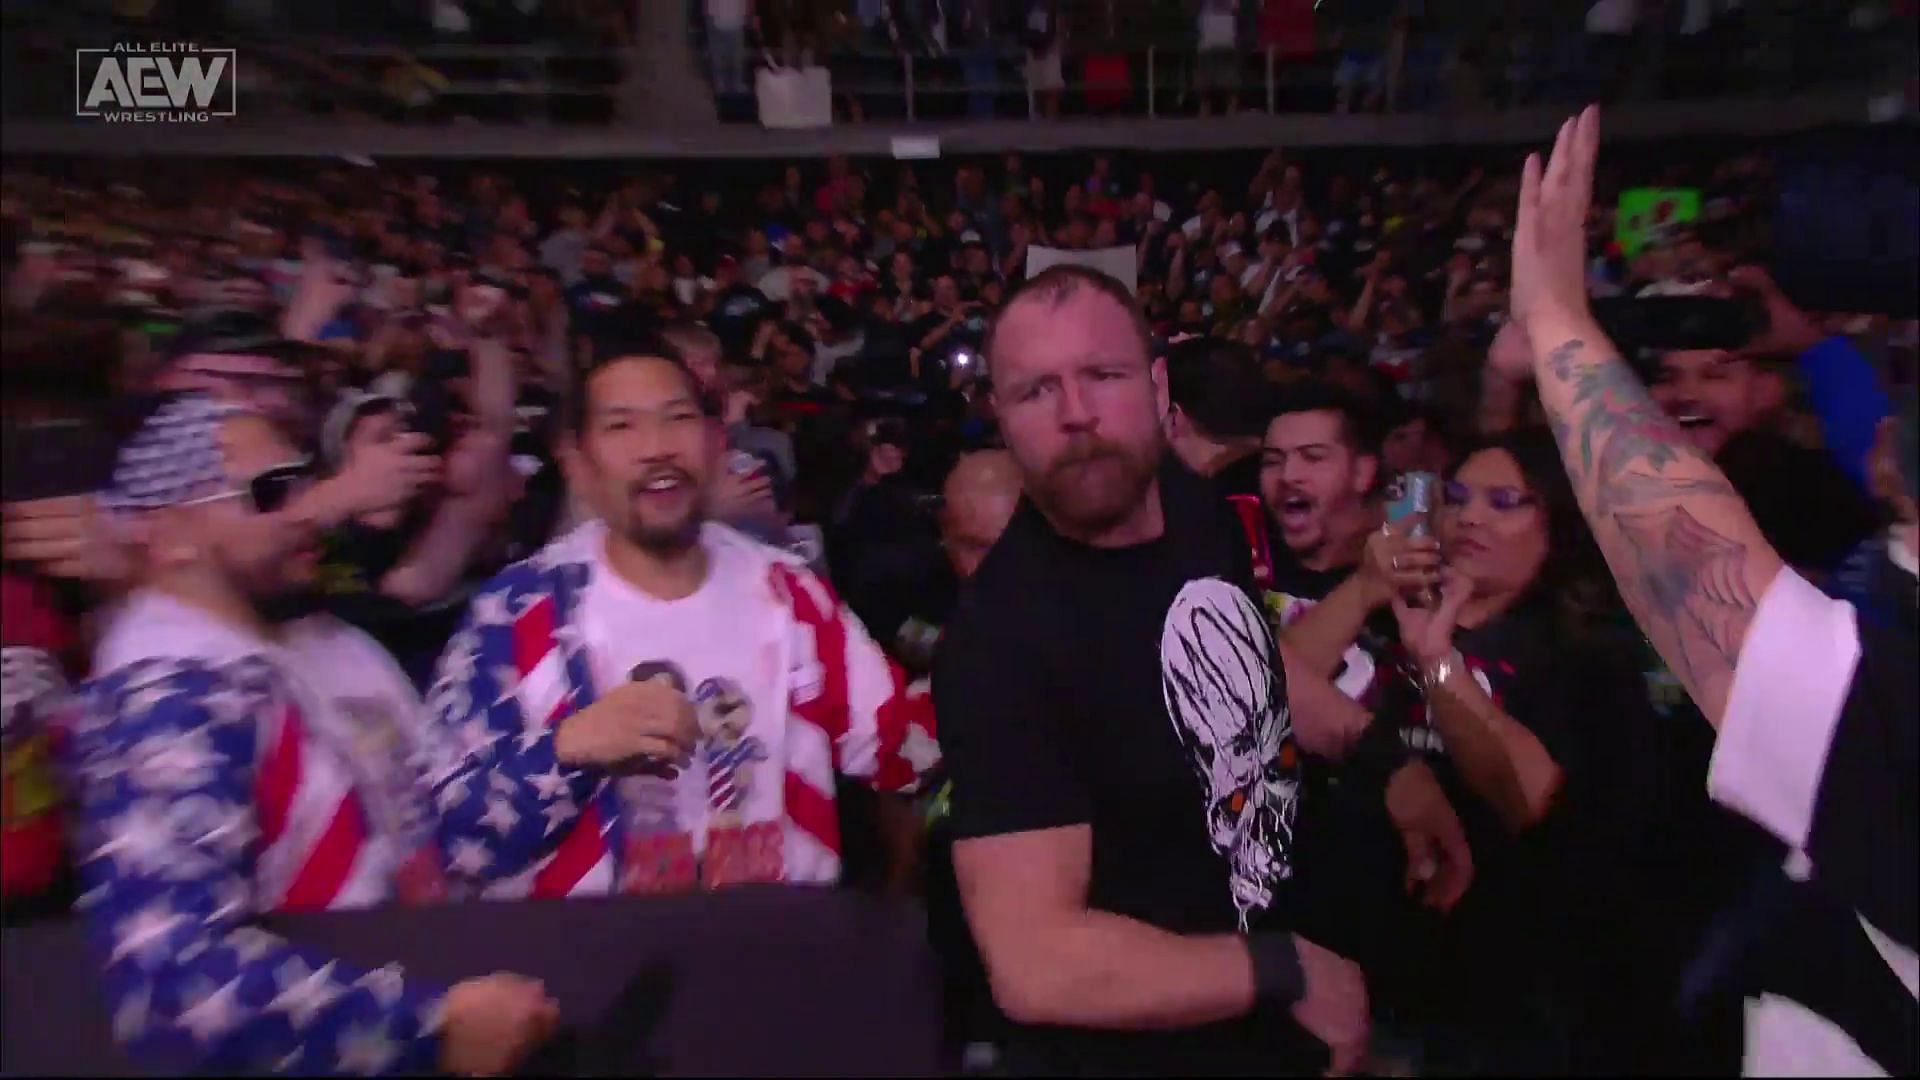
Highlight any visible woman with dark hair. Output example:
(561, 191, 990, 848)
(1352, 428, 1673, 1071)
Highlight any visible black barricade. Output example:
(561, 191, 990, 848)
(2, 886, 943, 1077)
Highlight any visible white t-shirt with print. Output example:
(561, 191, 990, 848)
(92, 590, 431, 901)
(578, 524, 792, 869)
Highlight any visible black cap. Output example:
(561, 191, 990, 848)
(163, 308, 314, 366)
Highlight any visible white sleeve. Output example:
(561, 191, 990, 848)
(1706, 567, 1863, 853)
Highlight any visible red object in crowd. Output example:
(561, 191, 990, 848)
(1259, 0, 1317, 59)
(815, 177, 856, 216)
(1, 572, 74, 901)
(827, 271, 875, 305)
(1082, 54, 1133, 112)
(1226, 495, 1276, 591)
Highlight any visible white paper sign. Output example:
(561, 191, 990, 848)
(757, 66, 832, 129)
(891, 136, 941, 160)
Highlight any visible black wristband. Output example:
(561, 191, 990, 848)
(1247, 932, 1305, 1008)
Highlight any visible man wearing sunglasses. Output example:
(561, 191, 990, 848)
(3, 310, 443, 600)
(66, 394, 558, 1076)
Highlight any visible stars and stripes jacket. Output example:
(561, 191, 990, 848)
(62, 594, 447, 1075)
(419, 519, 941, 897)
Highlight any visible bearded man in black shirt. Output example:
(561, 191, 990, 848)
(932, 265, 1370, 1075)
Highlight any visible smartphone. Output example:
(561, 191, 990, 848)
(1384, 471, 1437, 608)
(1385, 471, 1436, 538)
(407, 356, 468, 457)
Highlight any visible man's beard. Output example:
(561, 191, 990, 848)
(1025, 432, 1161, 541)
(627, 515, 704, 556)
(621, 476, 708, 557)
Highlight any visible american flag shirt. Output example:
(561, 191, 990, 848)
(64, 592, 448, 1075)
(418, 520, 942, 898)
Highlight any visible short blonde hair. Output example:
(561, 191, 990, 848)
(984, 264, 1151, 377)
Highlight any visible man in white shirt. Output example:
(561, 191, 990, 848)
(706, 0, 751, 97)
(417, 335, 939, 899)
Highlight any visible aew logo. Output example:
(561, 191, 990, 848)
(76, 43, 235, 122)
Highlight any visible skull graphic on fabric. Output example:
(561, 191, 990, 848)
(1159, 577, 1298, 929)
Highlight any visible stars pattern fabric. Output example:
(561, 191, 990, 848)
(0, 644, 67, 738)
(97, 394, 244, 513)
(62, 658, 447, 1075)
(418, 519, 941, 899)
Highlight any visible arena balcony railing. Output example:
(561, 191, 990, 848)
(3, 1, 1912, 128)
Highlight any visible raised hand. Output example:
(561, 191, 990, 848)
(710, 463, 777, 526)
(330, 431, 443, 517)
(0, 495, 132, 585)
(1356, 521, 1442, 608)
(1390, 566, 1473, 673)
(1511, 106, 1602, 352)
(1485, 315, 1535, 382)
(1728, 264, 1824, 358)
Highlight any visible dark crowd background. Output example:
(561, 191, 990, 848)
(2, 88, 1916, 1074)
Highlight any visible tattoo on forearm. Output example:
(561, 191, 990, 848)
(1607, 469, 1738, 510)
(1536, 336, 1757, 704)
(1544, 340, 1584, 382)
(1553, 343, 1725, 513)
(1612, 505, 1759, 689)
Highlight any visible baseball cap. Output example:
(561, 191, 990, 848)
(320, 390, 407, 469)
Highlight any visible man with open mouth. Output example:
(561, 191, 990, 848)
(417, 333, 939, 902)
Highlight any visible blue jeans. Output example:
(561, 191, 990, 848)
(709, 25, 748, 96)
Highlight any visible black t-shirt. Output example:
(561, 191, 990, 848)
(934, 460, 1317, 1074)
(906, 306, 988, 363)
(1209, 450, 1264, 504)
(315, 520, 469, 689)
(1254, 550, 1417, 984)
(827, 476, 944, 653)
(1717, 430, 1879, 576)
(1356, 604, 1666, 1030)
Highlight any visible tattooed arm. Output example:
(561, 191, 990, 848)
(1506, 108, 1784, 730)
(1527, 326, 1781, 727)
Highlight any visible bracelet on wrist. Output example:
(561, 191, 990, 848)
(1420, 649, 1464, 695)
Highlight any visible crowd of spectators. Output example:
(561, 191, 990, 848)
(0, 0, 1906, 132)
(698, 0, 1913, 122)
(0, 124, 1913, 1076)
